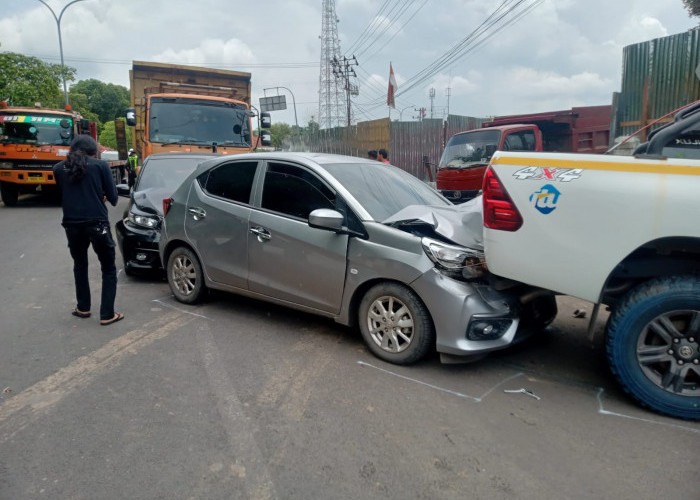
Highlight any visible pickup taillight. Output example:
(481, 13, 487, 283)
(482, 167, 522, 231)
(163, 197, 173, 217)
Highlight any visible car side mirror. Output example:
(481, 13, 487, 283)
(125, 108, 136, 127)
(308, 208, 344, 232)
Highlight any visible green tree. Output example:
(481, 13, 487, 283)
(69, 79, 130, 124)
(0, 51, 75, 108)
(66, 92, 101, 128)
(682, 0, 700, 17)
(269, 122, 292, 149)
(99, 119, 132, 150)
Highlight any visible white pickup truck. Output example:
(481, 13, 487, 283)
(482, 103, 700, 420)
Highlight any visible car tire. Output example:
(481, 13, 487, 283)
(1, 182, 19, 207)
(606, 275, 700, 420)
(358, 282, 435, 365)
(167, 246, 206, 304)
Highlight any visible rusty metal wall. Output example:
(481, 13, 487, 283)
(614, 29, 700, 140)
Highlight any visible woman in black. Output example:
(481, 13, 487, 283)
(53, 135, 123, 325)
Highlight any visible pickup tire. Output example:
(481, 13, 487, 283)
(606, 276, 700, 420)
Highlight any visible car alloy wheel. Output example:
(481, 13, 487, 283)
(167, 247, 206, 304)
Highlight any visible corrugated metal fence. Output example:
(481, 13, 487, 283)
(288, 114, 483, 181)
(613, 28, 700, 141)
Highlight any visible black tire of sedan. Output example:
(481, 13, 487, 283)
(359, 283, 435, 365)
(167, 247, 206, 304)
(606, 275, 700, 420)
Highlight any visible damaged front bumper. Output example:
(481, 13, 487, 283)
(410, 268, 525, 360)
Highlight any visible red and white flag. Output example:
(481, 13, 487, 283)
(387, 63, 398, 109)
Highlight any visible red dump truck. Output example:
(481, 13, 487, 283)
(436, 105, 611, 202)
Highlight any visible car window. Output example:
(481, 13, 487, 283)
(503, 130, 536, 151)
(261, 162, 336, 220)
(198, 161, 258, 203)
(662, 131, 700, 159)
(137, 156, 208, 191)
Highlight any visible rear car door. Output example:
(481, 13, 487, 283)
(184, 159, 259, 289)
(247, 161, 349, 314)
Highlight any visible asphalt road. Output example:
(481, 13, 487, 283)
(0, 193, 698, 500)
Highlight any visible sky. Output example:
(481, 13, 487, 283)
(1, 0, 697, 127)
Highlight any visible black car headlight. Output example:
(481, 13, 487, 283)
(127, 213, 159, 229)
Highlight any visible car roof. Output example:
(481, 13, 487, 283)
(196, 151, 379, 167)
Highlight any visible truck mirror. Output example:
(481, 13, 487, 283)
(80, 119, 90, 132)
(125, 108, 136, 127)
(261, 112, 272, 129)
(260, 130, 271, 147)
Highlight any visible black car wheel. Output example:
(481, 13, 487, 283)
(607, 276, 700, 420)
(167, 247, 206, 304)
(358, 282, 434, 365)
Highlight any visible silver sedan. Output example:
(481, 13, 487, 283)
(159, 152, 554, 364)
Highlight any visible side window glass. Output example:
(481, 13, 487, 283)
(198, 161, 258, 203)
(662, 131, 700, 159)
(261, 162, 336, 220)
(521, 130, 536, 151)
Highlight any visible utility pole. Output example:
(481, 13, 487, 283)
(331, 55, 358, 128)
(445, 86, 451, 118)
(429, 87, 436, 119)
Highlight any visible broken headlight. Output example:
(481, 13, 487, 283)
(421, 237, 485, 280)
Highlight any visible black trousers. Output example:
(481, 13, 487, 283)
(64, 222, 118, 320)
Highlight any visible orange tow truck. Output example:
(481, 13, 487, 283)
(0, 101, 125, 206)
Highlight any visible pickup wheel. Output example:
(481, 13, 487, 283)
(359, 283, 434, 365)
(1, 182, 19, 207)
(606, 276, 700, 420)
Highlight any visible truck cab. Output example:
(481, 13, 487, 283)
(436, 124, 542, 202)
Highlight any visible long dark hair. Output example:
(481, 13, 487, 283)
(65, 135, 98, 183)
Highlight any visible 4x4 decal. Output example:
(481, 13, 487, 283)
(513, 166, 583, 182)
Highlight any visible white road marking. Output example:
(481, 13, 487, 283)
(152, 297, 211, 320)
(357, 360, 523, 402)
(596, 388, 699, 434)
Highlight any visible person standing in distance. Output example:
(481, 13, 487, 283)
(53, 135, 124, 325)
(378, 148, 391, 164)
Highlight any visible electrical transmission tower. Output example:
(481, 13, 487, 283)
(319, 0, 346, 128)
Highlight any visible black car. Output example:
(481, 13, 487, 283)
(115, 153, 217, 276)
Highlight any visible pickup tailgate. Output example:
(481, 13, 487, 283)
(483, 151, 700, 302)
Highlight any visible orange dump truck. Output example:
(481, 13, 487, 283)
(0, 102, 125, 206)
(126, 61, 270, 163)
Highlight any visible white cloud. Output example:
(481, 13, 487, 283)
(153, 39, 256, 67)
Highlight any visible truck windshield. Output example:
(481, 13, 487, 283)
(438, 129, 501, 169)
(0, 114, 73, 146)
(148, 99, 251, 148)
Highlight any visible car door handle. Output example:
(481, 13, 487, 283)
(187, 207, 206, 220)
(250, 226, 271, 241)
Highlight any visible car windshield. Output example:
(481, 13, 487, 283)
(137, 156, 207, 192)
(0, 113, 73, 145)
(323, 162, 450, 221)
(148, 98, 251, 147)
(438, 129, 501, 169)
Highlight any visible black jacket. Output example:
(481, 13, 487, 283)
(53, 157, 118, 225)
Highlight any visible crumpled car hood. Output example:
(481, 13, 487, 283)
(382, 195, 483, 250)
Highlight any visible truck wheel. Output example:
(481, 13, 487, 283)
(166, 247, 206, 304)
(358, 283, 434, 365)
(606, 276, 700, 420)
(1, 182, 19, 207)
